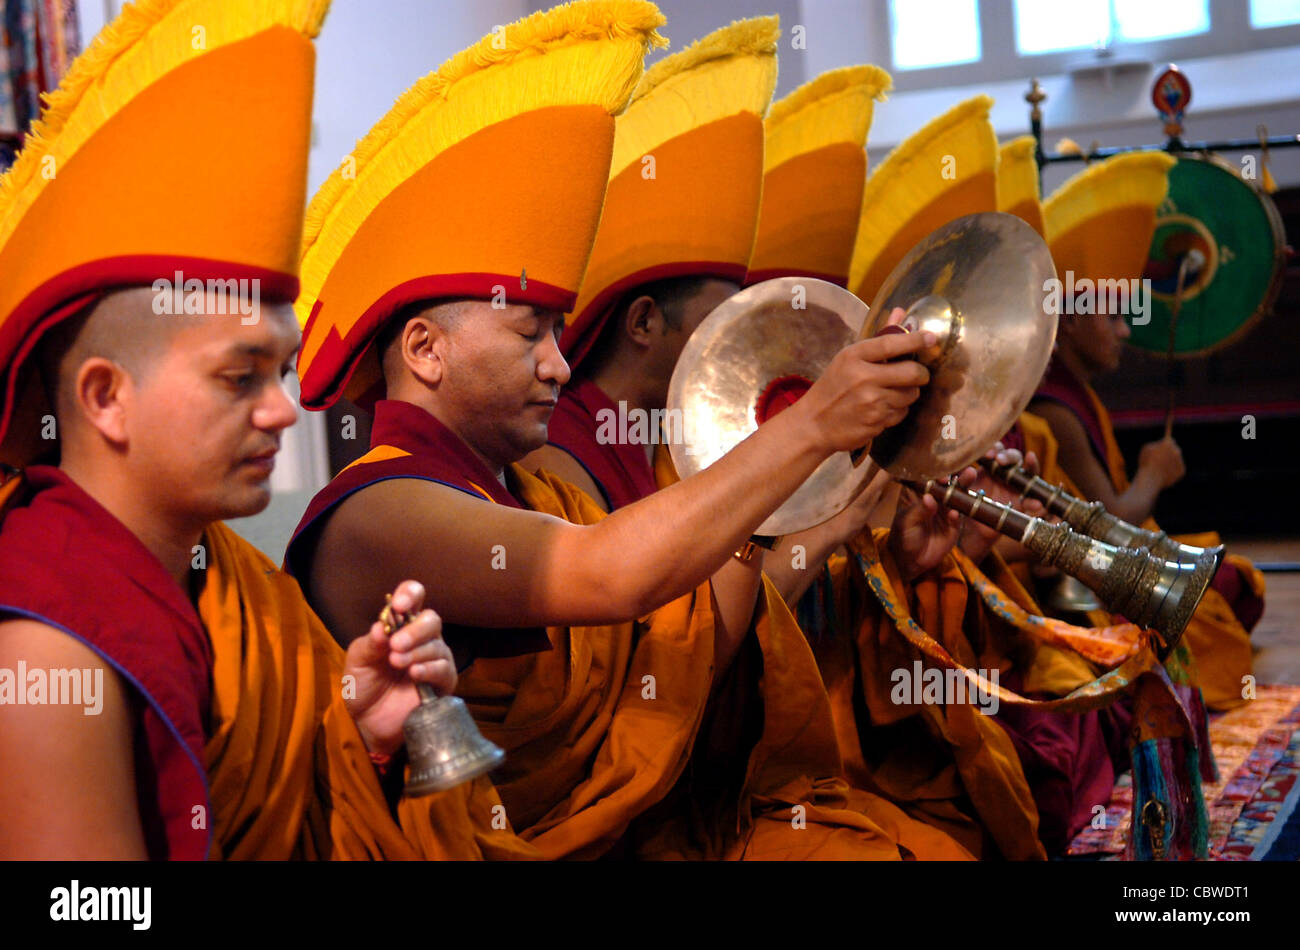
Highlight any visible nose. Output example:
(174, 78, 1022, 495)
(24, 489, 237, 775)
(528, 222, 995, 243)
(253, 375, 299, 433)
(1115, 317, 1132, 340)
(537, 332, 571, 387)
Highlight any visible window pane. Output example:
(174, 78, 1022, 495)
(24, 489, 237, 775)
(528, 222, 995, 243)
(1114, 0, 1209, 41)
(1014, 0, 1110, 54)
(1251, 0, 1300, 28)
(890, 0, 981, 70)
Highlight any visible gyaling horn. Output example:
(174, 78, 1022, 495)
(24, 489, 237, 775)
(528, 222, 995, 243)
(979, 457, 1224, 565)
(916, 479, 1220, 655)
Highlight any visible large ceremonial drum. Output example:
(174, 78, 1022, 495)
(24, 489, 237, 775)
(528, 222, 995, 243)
(1135, 154, 1286, 356)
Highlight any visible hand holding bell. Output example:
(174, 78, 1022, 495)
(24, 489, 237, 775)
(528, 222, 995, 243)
(373, 589, 505, 796)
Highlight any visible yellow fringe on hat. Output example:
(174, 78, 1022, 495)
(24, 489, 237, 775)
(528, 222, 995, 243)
(0, 0, 330, 252)
(299, 0, 666, 327)
(848, 94, 995, 293)
(764, 64, 891, 172)
(609, 16, 778, 178)
(1043, 151, 1176, 248)
(997, 135, 1045, 235)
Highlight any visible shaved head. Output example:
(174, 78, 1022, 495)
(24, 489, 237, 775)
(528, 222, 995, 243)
(38, 287, 204, 427)
(379, 298, 469, 388)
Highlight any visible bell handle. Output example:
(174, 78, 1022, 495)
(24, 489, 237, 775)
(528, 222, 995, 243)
(381, 594, 446, 705)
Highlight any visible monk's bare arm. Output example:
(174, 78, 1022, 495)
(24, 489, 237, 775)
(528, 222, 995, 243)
(0, 620, 148, 858)
(520, 444, 610, 513)
(1029, 400, 1163, 525)
(312, 334, 931, 636)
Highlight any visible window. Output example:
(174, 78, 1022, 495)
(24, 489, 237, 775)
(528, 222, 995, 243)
(889, 0, 982, 70)
(1014, 0, 1209, 56)
(1250, 0, 1300, 29)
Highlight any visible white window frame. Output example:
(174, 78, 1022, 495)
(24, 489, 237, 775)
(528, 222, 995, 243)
(877, 0, 1300, 92)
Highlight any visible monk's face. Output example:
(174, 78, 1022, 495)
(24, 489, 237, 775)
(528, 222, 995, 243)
(438, 302, 569, 465)
(1060, 310, 1130, 375)
(645, 277, 739, 405)
(126, 297, 300, 524)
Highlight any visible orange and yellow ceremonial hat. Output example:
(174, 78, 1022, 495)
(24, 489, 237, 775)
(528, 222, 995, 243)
(1043, 151, 1175, 285)
(848, 95, 996, 305)
(745, 65, 891, 287)
(560, 16, 779, 371)
(0, 0, 327, 462)
(295, 0, 667, 410)
(997, 136, 1046, 238)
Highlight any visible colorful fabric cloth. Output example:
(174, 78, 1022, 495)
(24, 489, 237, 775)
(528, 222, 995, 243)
(1069, 684, 1300, 860)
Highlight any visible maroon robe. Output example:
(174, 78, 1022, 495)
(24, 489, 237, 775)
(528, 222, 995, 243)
(0, 466, 212, 859)
(285, 399, 550, 668)
(545, 379, 659, 511)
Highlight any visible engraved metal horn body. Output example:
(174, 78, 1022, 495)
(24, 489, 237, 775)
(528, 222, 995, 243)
(381, 598, 505, 795)
(979, 456, 1223, 564)
(919, 480, 1221, 654)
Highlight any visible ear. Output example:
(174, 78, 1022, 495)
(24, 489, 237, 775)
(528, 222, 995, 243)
(622, 295, 659, 349)
(73, 357, 132, 447)
(400, 314, 444, 388)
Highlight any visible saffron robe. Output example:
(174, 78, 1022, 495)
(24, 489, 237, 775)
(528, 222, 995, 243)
(286, 399, 972, 860)
(1029, 362, 1264, 710)
(0, 466, 535, 860)
(573, 411, 1122, 858)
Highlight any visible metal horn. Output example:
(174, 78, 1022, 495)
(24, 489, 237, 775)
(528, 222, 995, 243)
(380, 596, 505, 795)
(979, 456, 1224, 564)
(917, 479, 1221, 654)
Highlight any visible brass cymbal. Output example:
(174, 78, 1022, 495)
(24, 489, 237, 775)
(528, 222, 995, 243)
(667, 276, 875, 537)
(667, 213, 1058, 536)
(862, 211, 1058, 481)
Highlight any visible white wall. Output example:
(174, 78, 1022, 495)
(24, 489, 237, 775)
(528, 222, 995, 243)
(795, 0, 1300, 189)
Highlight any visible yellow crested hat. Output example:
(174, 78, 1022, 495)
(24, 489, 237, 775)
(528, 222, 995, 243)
(0, 0, 328, 459)
(997, 136, 1046, 237)
(1044, 151, 1175, 284)
(848, 94, 996, 304)
(295, 0, 667, 410)
(560, 16, 779, 370)
(745, 65, 891, 287)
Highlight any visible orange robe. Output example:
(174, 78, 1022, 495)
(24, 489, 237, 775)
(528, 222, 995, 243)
(200, 521, 537, 859)
(496, 465, 971, 860)
(288, 400, 971, 859)
(661, 445, 1128, 859)
(1018, 402, 1263, 711)
(0, 467, 531, 860)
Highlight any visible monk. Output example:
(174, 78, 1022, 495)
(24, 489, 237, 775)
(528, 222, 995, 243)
(0, 0, 534, 860)
(1031, 313, 1187, 528)
(534, 73, 1137, 858)
(1026, 317, 1264, 711)
(0, 290, 537, 859)
(289, 13, 976, 861)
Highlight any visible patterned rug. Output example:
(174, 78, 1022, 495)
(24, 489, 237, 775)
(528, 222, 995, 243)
(1067, 683, 1300, 860)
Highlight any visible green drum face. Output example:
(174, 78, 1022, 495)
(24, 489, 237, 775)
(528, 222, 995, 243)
(1136, 155, 1285, 356)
